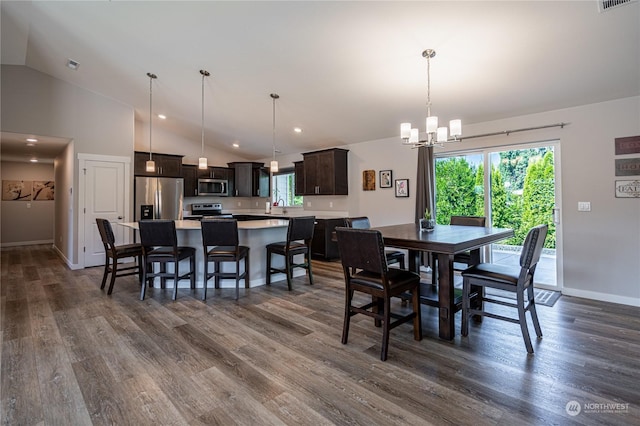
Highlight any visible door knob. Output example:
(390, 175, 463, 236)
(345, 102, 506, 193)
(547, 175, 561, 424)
(117, 216, 123, 220)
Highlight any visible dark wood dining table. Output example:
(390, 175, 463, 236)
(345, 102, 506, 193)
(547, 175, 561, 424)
(372, 223, 514, 340)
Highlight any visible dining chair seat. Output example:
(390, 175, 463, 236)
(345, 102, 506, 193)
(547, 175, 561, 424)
(461, 224, 548, 354)
(96, 218, 143, 295)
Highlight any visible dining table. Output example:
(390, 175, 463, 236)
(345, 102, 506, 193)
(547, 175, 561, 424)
(372, 223, 514, 340)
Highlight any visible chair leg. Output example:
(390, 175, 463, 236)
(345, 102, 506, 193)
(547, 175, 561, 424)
(100, 255, 110, 290)
(140, 260, 149, 301)
(461, 278, 471, 337)
(285, 253, 293, 291)
(160, 263, 166, 289)
(517, 289, 534, 353)
(107, 259, 118, 295)
(190, 255, 196, 290)
(214, 261, 221, 289)
(244, 254, 250, 289)
(172, 261, 179, 301)
(137, 254, 144, 284)
(412, 287, 422, 341)
(235, 260, 240, 301)
(306, 251, 314, 285)
(380, 297, 391, 361)
(374, 297, 383, 327)
(341, 289, 354, 344)
(203, 256, 209, 301)
(528, 285, 543, 338)
(266, 249, 272, 285)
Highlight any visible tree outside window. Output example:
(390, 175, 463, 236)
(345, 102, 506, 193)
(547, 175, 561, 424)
(272, 169, 303, 207)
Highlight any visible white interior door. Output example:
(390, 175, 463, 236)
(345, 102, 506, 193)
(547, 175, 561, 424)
(83, 159, 127, 268)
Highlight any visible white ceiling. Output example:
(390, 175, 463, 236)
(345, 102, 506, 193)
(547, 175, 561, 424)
(1, 1, 639, 163)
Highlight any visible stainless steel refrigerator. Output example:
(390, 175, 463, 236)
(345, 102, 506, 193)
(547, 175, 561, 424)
(135, 176, 184, 221)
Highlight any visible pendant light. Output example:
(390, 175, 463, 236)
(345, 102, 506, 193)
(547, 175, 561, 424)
(146, 72, 157, 172)
(400, 49, 461, 147)
(199, 70, 210, 169)
(270, 93, 279, 173)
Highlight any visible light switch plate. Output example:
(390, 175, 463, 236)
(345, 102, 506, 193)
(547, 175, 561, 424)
(578, 201, 591, 212)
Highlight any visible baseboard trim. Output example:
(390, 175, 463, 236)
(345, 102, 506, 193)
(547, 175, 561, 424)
(52, 245, 82, 270)
(562, 287, 640, 307)
(1, 239, 54, 248)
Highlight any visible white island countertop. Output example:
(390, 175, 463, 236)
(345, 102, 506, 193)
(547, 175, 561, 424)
(121, 218, 290, 231)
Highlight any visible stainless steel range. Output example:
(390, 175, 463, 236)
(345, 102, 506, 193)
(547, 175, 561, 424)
(190, 203, 231, 219)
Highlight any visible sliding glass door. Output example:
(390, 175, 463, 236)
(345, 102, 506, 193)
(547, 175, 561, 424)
(435, 141, 561, 288)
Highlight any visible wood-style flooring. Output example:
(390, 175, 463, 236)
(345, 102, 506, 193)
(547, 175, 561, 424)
(1, 244, 639, 425)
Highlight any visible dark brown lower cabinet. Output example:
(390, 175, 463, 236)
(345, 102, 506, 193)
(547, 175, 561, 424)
(311, 218, 346, 261)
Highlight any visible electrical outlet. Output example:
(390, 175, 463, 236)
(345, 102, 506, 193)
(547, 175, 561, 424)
(27, 203, 31, 208)
(307, 201, 311, 207)
(237, 201, 241, 207)
(329, 202, 333, 208)
(578, 201, 591, 212)
(255, 201, 258, 206)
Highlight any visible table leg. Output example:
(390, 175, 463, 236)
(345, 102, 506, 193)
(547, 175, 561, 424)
(436, 252, 455, 340)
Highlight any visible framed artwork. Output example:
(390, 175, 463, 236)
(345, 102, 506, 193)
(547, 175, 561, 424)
(2, 180, 32, 201)
(362, 169, 375, 191)
(379, 170, 392, 188)
(33, 181, 55, 200)
(395, 179, 409, 197)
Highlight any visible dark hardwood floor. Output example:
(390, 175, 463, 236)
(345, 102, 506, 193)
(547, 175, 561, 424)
(2, 244, 639, 425)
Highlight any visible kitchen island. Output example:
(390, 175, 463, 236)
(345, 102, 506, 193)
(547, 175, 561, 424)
(120, 219, 307, 291)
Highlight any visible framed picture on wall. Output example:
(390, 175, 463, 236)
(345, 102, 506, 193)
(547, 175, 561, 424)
(362, 169, 376, 191)
(395, 179, 409, 197)
(380, 170, 392, 188)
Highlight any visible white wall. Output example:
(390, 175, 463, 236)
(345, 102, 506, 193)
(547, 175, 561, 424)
(0, 161, 55, 245)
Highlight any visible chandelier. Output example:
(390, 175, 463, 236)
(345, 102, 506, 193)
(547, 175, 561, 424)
(401, 49, 461, 147)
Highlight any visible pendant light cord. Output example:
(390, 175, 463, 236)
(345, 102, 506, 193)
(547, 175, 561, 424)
(146, 73, 157, 161)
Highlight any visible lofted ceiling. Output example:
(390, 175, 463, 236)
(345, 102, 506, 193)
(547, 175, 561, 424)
(1, 1, 639, 163)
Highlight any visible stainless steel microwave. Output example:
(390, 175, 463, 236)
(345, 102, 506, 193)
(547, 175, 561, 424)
(198, 178, 228, 196)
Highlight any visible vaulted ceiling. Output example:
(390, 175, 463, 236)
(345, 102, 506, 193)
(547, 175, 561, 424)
(2, 1, 639, 162)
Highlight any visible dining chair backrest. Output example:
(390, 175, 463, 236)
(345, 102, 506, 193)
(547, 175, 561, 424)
(287, 216, 316, 244)
(335, 227, 387, 276)
(519, 224, 548, 272)
(138, 220, 178, 252)
(450, 215, 486, 227)
(201, 218, 239, 248)
(345, 216, 371, 229)
(96, 218, 116, 249)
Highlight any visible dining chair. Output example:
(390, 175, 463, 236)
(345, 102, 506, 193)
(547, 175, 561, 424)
(431, 215, 486, 285)
(201, 218, 249, 301)
(95, 218, 143, 295)
(461, 224, 548, 354)
(335, 226, 422, 361)
(138, 220, 196, 301)
(345, 217, 405, 269)
(266, 216, 315, 291)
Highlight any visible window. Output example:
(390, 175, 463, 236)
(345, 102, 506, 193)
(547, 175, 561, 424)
(272, 168, 303, 207)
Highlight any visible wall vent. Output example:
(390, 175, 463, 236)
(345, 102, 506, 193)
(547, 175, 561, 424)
(598, 0, 636, 12)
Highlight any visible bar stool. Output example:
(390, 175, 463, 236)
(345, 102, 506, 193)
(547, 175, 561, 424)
(138, 220, 196, 301)
(266, 216, 315, 291)
(201, 218, 249, 300)
(95, 218, 143, 295)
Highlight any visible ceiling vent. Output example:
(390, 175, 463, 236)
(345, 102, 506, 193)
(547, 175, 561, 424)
(598, 0, 636, 12)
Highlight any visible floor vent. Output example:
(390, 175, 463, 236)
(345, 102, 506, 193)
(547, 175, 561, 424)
(598, 0, 635, 12)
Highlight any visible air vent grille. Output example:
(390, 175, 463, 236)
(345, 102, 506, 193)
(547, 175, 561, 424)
(598, 0, 635, 12)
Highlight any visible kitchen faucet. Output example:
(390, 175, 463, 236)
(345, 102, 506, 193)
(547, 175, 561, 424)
(276, 199, 287, 214)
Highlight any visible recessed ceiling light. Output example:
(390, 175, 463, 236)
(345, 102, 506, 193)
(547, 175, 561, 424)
(157, 114, 167, 120)
(30, 158, 38, 163)
(293, 127, 303, 133)
(26, 138, 38, 142)
(26, 143, 35, 147)
(67, 59, 79, 70)
(232, 143, 240, 148)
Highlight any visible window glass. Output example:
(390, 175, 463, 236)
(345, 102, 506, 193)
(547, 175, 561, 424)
(272, 169, 303, 207)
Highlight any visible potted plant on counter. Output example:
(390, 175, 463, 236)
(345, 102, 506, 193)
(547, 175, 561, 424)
(420, 208, 436, 231)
